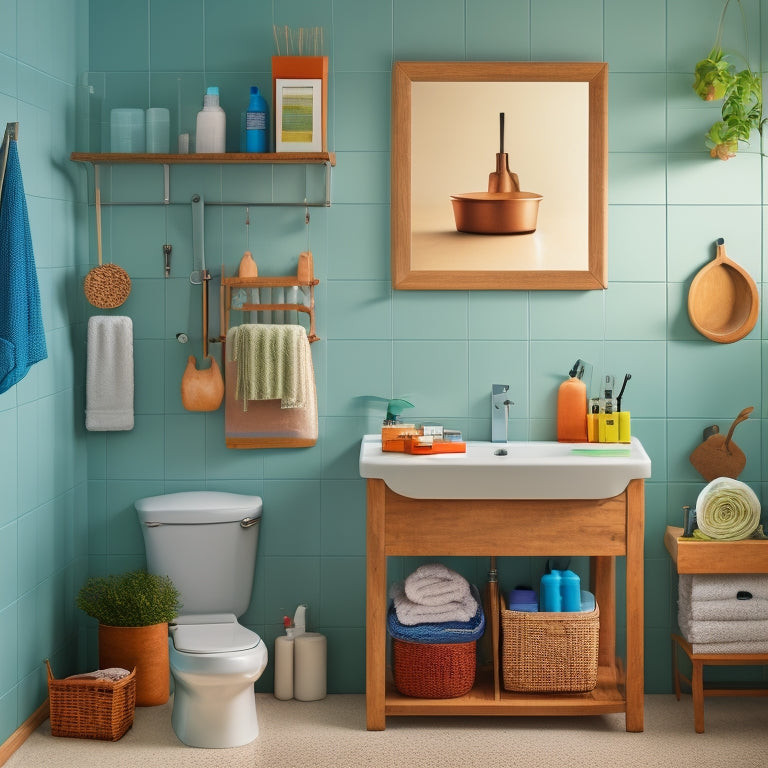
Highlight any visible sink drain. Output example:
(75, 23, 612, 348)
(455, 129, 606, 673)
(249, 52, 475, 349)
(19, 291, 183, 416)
(494, 449, 508, 456)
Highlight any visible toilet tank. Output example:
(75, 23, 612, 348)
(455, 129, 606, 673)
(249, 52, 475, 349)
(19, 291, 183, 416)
(135, 491, 262, 617)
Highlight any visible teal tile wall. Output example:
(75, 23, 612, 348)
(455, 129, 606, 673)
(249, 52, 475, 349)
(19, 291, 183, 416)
(4, 0, 768, 743)
(0, 0, 89, 744)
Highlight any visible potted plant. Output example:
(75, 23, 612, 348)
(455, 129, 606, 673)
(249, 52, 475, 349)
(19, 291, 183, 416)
(692, 0, 764, 159)
(77, 569, 181, 706)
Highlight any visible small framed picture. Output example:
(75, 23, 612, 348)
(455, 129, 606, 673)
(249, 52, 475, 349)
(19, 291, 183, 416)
(275, 78, 322, 152)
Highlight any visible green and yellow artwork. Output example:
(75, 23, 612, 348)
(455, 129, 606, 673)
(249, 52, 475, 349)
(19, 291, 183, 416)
(281, 86, 315, 144)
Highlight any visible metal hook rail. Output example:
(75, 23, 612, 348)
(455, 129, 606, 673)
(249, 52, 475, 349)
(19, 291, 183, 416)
(70, 152, 334, 208)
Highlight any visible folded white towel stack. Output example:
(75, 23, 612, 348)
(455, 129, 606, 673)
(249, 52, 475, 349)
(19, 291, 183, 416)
(685, 573, 768, 603)
(404, 562, 472, 606)
(689, 640, 768, 654)
(85, 316, 134, 431)
(678, 573, 768, 648)
(390, 564, 478, 626)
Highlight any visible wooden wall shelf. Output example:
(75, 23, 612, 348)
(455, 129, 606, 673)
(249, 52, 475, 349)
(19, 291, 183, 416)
(70, 152, 335, 207)
(70, 151, 335, 166)
(664, 526, 768, 574)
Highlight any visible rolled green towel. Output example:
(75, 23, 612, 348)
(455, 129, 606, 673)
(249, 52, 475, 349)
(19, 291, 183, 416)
(695, 477, 761, 541)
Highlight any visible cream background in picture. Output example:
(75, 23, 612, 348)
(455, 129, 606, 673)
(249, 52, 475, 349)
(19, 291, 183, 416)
(410, 81, 589, 273)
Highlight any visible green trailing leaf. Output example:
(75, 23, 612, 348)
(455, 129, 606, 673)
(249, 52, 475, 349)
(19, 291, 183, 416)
(693, 47, 734, 101)
(76, 570, 182, 627)
(692, 0, 763, 159)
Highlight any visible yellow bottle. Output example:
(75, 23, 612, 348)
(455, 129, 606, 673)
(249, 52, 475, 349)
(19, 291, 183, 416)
(557, 375, 587, 442)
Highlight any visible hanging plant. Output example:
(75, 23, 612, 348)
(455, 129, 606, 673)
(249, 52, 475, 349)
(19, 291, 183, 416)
(692, 0, 764, 159)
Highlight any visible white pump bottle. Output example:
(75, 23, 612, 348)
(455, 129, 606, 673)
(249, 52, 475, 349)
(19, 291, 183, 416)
(195, 86, 226, 153)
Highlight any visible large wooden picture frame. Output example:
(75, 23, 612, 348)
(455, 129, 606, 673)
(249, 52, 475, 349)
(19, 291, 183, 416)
(391, 61, 608, 290)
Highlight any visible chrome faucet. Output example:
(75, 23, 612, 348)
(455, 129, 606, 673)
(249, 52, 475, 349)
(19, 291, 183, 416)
(491, 384, 513, 443)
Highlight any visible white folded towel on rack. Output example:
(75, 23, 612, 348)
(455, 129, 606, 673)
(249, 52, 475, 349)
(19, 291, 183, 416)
(679, 615, 768, 644)
(690, 640, 768, 654)
(685, 573, 768, 602)
(679, 575, 768, 620)
(85, 316, 134, 431)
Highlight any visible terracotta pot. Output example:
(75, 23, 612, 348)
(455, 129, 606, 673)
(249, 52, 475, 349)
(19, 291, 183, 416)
(98, 623, 169, 706)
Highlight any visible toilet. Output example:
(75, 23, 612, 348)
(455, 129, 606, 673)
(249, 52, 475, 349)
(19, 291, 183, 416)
(134, 491, 268, 748)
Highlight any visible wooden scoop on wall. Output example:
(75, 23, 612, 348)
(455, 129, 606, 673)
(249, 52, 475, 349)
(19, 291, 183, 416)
(689, 406, 753, 481)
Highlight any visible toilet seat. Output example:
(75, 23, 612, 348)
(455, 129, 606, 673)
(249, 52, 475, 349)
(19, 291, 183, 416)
(171, 614, 261, 654)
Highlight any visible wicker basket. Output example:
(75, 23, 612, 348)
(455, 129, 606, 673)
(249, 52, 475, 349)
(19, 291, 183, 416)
(46, 660, 136, 741)
(501, 598, 599, 693)
(392, 638, 476, 698)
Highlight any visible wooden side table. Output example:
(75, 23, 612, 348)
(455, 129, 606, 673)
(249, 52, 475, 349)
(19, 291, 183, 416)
(664, 526, 768, 733)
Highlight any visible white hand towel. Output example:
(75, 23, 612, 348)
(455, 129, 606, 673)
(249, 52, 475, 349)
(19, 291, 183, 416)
(85, 316, 134, 431)
(404, 563, 471, 606)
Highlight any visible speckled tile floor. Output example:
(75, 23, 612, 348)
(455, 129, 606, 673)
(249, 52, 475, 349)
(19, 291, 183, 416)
(5, 694, 768, 768)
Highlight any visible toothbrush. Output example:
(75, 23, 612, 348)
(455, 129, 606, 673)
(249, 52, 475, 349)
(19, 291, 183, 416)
(617, 373, 631, 412)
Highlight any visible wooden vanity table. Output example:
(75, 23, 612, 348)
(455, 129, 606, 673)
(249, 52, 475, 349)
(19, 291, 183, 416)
(364, 477, 646, 731)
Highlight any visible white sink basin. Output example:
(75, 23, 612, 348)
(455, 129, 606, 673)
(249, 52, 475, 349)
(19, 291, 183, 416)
(359, 435, 651, 500)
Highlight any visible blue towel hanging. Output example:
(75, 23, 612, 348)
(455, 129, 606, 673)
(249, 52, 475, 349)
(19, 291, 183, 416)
(0, 136, 47, 394)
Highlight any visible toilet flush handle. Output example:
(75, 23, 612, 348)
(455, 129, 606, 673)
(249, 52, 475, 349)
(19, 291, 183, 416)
(240, 517, 259, 529)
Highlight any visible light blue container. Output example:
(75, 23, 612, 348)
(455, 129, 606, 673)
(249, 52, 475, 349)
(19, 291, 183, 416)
(145, 108, 170, 153)
(580, 590, 596, 612)
(111, 108, 145, 152)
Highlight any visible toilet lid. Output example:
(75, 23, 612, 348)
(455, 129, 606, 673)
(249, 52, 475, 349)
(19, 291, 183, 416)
(172, 621, 261, 654)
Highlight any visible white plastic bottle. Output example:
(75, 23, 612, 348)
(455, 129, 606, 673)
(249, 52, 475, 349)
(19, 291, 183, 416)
(195, 86, 226, 153)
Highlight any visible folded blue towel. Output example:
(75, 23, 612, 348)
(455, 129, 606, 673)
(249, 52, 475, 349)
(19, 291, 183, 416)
(387, 585, 486, 644)
(0, 138, 47, 394)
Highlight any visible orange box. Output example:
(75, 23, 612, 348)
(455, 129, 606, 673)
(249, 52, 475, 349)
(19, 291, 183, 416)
(403, 438, 466, 455)
(381, 425, 419, 443)
(271, 56, 328, 151)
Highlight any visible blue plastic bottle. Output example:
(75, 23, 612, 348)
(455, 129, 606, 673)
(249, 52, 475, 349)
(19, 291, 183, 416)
(244, 86, 269, 152)
(560, 569, 581, 612)
(540, 572, 562, 611)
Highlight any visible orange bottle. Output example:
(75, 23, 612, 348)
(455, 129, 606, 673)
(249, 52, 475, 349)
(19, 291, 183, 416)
(557, 375, 587, 442)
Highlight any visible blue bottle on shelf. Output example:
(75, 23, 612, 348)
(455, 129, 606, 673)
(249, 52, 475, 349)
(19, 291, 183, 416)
(540, 572, 562, 611)
(244, 86, 269, 152)
(540, 569, 582, 612)
(560, 569, 581, 612)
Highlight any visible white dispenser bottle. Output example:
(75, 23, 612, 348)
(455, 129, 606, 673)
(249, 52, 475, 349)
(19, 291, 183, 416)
(195, 86, 226, 153)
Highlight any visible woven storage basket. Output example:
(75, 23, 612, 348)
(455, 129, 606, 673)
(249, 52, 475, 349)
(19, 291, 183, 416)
(501, 597, 599, 693)
(46, 660, 136, 741)
(392, 638, 476, 698)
